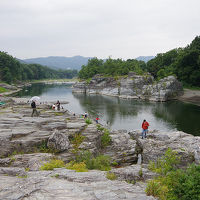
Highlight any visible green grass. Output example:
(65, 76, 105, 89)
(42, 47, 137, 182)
(183, 85, 200, 90)
(0, 87, 8, 93)
(40, 159, 65, 170)
(106, 172, 117, 180)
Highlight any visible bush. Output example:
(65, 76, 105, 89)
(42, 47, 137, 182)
(75, 150, 111, 171)
(106, 172, 117, 180)
(97, 124, 104, 131)
(148, 148, 180, 175)
(101, 129, 111, 148)
(146, 178, 169, 200)
(71, 133, 85, 155)
(91, 155, 111, 171)
(40, 159, 65, 170)
(146, 148, 200, 200)
(167, 164, 200, 200)
(66, 161, 88, 172)
(85, 118, 92, 124)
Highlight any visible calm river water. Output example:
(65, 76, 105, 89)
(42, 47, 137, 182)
(15, 83, 200, 136)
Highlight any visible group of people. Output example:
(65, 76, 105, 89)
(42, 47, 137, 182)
(52, 100, 61, 111)
(31, 100, 62, 117)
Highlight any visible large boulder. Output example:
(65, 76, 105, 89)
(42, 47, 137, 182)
(47, 130, 70, 152)
(104, 130, 138, 165)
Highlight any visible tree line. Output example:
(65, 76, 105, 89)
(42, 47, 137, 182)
(0, 52, 78, 84)
(78, 57, 146, 80)
(78, 36, 200, 87)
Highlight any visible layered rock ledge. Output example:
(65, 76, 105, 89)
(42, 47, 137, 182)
(72, 74, 183, 102)
(0, 99, 199, 200)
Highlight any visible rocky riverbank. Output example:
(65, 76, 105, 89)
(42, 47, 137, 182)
(72, 74, 183, 102)
(0, 98, 199, 199)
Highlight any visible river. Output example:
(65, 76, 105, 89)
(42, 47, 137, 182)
(15, 83, 200, 136)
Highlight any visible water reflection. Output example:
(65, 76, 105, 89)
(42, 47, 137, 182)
(152, 101, 200, 136)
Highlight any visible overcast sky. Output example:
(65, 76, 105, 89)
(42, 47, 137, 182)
(0, 0, 200, 59)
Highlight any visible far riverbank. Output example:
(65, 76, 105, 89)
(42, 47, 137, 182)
(178, 89, 200, 106)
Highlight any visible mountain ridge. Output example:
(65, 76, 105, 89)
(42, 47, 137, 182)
(23, 55, 93, 70)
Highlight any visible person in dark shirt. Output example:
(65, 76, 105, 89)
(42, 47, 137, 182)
(31, 100, 39, 117)
(56, 100, 60, 111)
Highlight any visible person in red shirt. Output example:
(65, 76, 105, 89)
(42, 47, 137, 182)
(96, 117, 100, 124)
(142, 119, 149, 139)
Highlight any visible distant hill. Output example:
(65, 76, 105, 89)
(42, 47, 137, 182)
(23, 56, 93, 70)
(135, 56, 155, 63)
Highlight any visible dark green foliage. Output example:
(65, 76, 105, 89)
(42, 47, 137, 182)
(78, 57, 146, 79)
(0, 51, 78, 83)
(167, 164, 200, 200)
(146, 148, 200, 200)
(147, 36, 200, 87)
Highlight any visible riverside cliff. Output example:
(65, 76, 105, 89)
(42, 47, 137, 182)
(0, 97, 199, 200)
(72, 73, 183, 102)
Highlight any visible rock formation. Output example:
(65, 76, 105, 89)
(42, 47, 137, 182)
(73, 74, 183, 102)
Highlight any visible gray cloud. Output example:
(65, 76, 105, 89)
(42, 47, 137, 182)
(0, 0, 200, 59)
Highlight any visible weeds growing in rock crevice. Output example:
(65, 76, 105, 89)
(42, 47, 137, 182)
(85, 118, 92, 124)
(40, 159, 65, 170)
(70, 133, 85, 156)
(97, 125, 111, 148)
(75, 150, 111, 171)
(40, 150, 112, 172)
(106, 172, 117, 180)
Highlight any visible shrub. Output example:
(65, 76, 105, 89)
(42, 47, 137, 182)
(167, 164, 200, 200)
(90, 155, 111, 171)
(85, 118, 92, 124)
(148, 148, 180, 175)
(40, 159, 65, 170)
(97, 124, 104, 131)
(71, 133, 85, 155)
(146, 148, 200, 200)
(66, 161, 88, 172)
(101, 129, 111, 148)
(75, 150, 93, 166)
(106, 172, 117, 180)
(75, 150, 111, 171)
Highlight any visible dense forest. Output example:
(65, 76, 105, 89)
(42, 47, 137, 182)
(79, 36, 200, 87)
(0, 52, 78, 84)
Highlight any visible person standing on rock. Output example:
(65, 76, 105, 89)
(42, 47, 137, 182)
(95, 117, 100, 124)
(56, 100, 60, 111)
(142, 119, 149, 139)
(31, 100, 39, 117)
(84, 112, 88, 119)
